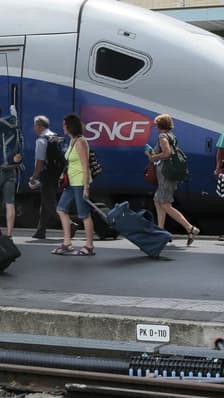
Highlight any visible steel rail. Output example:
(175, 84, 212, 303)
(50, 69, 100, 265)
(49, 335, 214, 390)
(0, 363, 224, 397)
(66, 383, 205, 398)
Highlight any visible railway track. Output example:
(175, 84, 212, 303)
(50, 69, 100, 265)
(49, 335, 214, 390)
(0, 363, 224, 398)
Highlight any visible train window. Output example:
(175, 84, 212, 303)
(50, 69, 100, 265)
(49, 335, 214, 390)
(89, 42, 152, 88)
(96, 47, 144, 81)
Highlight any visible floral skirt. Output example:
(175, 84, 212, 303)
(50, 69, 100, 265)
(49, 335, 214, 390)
(153, 163, 177, 204)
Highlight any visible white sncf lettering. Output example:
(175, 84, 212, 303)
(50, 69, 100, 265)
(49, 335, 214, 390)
(85, 121, 149, 141)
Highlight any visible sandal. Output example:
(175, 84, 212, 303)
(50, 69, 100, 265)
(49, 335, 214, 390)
(52, 243, 74, 255)
(72, 246, 96, 256)
(187, 226, 200, 246)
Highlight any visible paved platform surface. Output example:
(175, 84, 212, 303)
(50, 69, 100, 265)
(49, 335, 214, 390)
(0, 228, 223, 348)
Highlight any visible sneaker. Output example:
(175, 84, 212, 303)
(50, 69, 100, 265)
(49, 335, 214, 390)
(32, 231, 46, 239)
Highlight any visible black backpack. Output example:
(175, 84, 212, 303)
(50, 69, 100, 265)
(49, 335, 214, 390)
(0, 115, 23, 166)
(45, 135, 67, 177)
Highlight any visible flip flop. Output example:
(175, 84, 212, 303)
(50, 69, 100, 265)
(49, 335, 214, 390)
(52, 244, 74, 255)
(72, 246, 96, 256)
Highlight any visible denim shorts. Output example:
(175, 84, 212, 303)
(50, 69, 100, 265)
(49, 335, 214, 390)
(57, 186, 91, 219)
(0, 168, 16, 204)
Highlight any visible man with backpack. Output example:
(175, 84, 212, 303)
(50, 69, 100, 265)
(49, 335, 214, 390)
(0, 105, 23, 239)
(30, 115, 77, 239)
(29, 115, 57, 238)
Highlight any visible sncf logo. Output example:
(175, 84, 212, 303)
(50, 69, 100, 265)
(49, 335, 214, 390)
(81, 106, 153, 146)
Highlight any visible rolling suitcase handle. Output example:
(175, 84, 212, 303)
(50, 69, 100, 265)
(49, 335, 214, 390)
(85, 198, 108, 221)
(85, 198, 118, 239)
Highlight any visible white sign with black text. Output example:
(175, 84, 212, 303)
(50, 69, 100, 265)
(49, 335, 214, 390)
(137, 324, 170, 343)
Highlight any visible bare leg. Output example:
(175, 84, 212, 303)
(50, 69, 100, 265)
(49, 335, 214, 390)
(154, 201, 166, 228)
(83, 215, 94, 248)
(160, 203, 191, 232)
(6, 203, 15, 237)
(57, 210, 71, 246)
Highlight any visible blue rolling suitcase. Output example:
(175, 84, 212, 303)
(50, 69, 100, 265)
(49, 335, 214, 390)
(107, 201, 171, 258)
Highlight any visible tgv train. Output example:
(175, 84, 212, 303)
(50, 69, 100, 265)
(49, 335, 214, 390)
(0, 0, 224, 230)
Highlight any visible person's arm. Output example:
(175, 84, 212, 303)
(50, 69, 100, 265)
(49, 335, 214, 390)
(30, 160, 44, 181)
(148, 136, 171, 161)
(76, 139, 90, 198)
(29, 138, 46, 181)
(215, 147, 224, 175)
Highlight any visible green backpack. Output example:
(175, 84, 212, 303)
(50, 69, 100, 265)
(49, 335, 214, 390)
(161, 133, 189, 182)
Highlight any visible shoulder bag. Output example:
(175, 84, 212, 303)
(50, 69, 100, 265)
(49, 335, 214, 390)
(58, 137, 78, 190)
(89, 149, 102, 179)
(161, 134, 189, 182)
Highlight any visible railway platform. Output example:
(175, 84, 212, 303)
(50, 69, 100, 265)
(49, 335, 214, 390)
(0, 228, 223, 350)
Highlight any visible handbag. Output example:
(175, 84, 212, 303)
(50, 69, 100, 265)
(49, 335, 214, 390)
(161, 134, 189, 182)
(58, 169, 69, 190)
(216, 173, 224, 198)
(144, 162, 157, 185)
(89, 149, 102, 179)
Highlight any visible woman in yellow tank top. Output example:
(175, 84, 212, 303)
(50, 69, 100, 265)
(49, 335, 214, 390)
(52, 114, 95, 256)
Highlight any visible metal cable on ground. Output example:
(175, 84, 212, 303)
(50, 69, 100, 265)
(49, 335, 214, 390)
(0, 348, 129, 374)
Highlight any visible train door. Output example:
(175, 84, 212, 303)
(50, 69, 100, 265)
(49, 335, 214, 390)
(0, 37, 24, 119)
